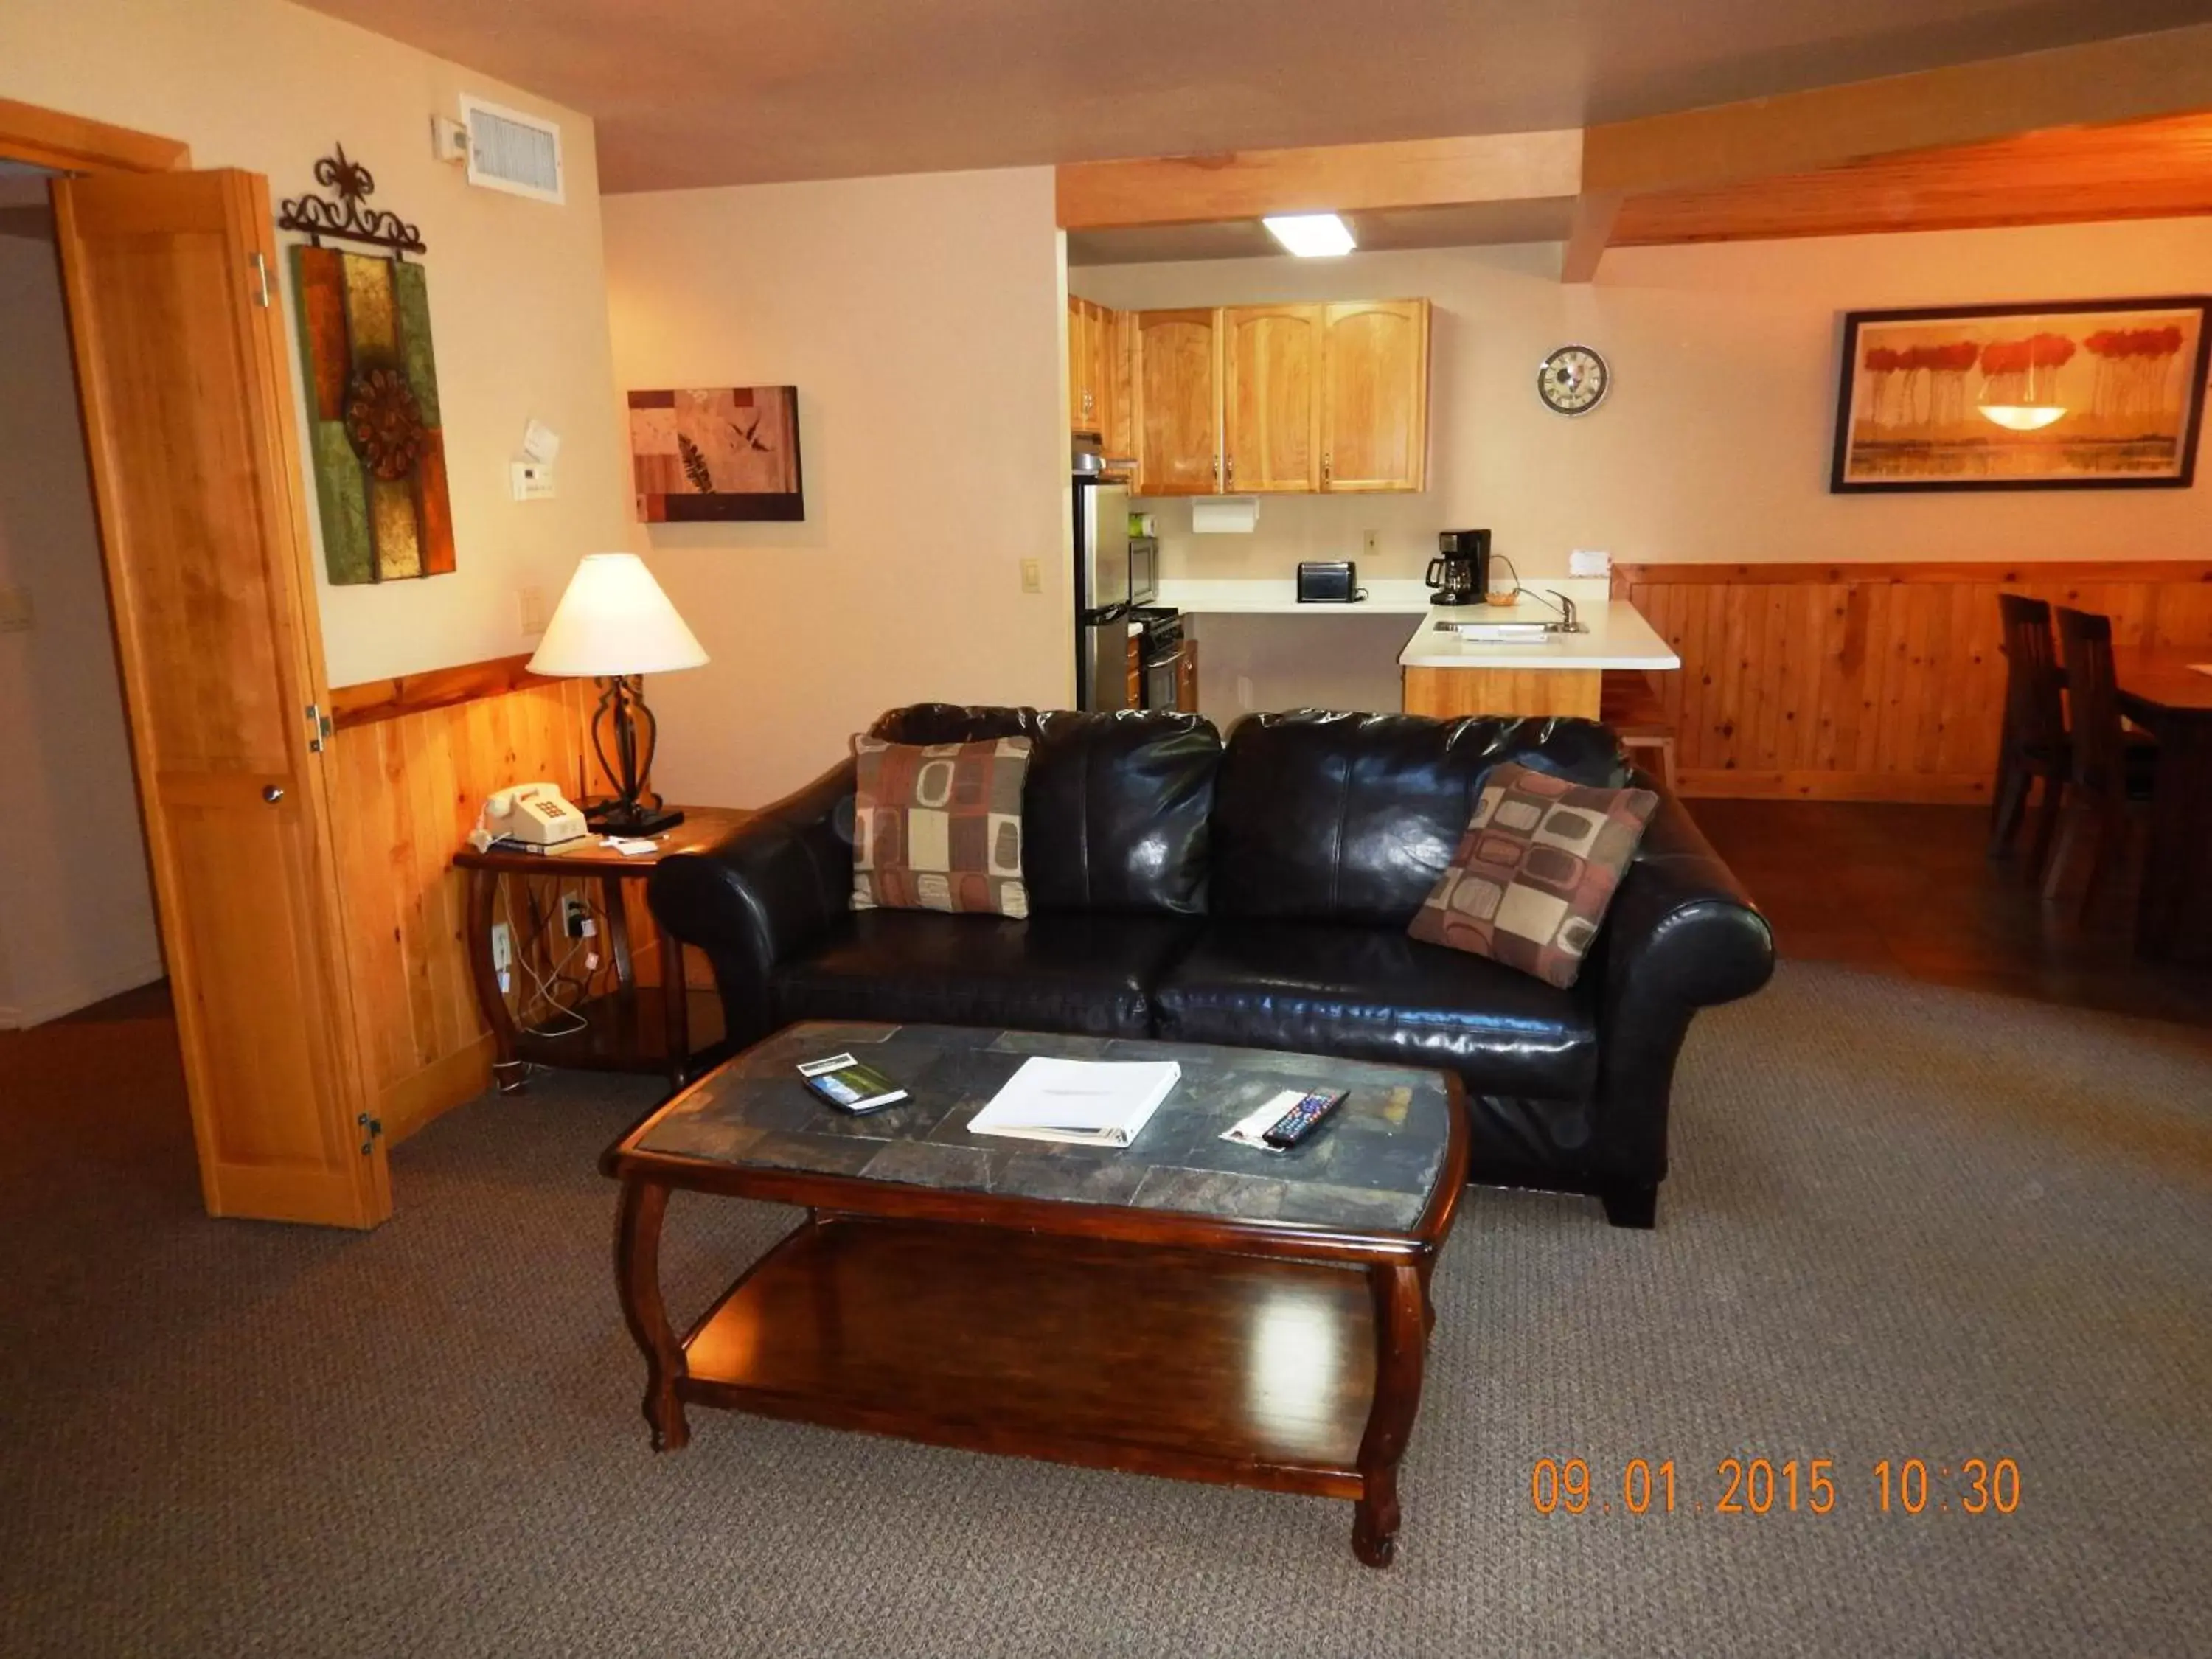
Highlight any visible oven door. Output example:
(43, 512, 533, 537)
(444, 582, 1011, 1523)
(1144, 644, 1184, 711)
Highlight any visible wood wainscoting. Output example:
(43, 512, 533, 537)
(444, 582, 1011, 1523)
(325, 668, 675, 1144)
(1611, 561, 2212, 803)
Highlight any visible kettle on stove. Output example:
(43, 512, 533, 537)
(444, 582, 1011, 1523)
(1427, 529, 1490, 606)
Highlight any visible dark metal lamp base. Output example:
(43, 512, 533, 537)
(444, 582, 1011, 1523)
(587, 801, 686, 837)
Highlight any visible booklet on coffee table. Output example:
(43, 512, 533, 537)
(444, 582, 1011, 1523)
(967, 1056, 1182, 1147)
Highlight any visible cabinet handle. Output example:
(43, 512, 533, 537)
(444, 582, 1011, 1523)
(1323, 453, 1332, 484)
(1213, 453, 1221, 483)
(1225, 455, 1235, 484)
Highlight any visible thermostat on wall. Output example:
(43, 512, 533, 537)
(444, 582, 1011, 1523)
(510, 461, 556, 501)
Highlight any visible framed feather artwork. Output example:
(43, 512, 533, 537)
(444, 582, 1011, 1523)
(629, 386, 804, 521)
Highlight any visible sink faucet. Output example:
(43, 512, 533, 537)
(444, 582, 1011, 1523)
(1545, 589, 1579, 633)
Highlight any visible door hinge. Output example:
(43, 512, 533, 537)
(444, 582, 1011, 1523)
(250, 251, 272, 309)
(358, 1112, 383, 1155)
(305, 702, 330, 752)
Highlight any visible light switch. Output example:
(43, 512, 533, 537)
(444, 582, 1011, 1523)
(1020, 558, 1042, 594)
(0, 584, 31, 633)
(510, 461, 556, 501)
(518, 585, 546, 636)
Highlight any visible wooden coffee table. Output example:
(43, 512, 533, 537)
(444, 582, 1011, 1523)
(600, 1021, 1469, 1567)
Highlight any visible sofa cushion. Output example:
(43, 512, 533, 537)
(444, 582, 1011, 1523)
(1152, 919, 1599, 1099)
(871, 705, 1220, 915)
(1209, 711, 1630, 926)
(1409, 762, 1658, 988)
(771, 909, 1203, 1039)
(852, 735, 1032, 916)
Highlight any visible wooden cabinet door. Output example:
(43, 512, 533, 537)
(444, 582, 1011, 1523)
(1175, 638, 1200, 713)
(1321, 299, 1430, 492)
(1104, 307, 1136, 462)
(1135, 308, 1221, 495)
(1222, 304, 1321, 493)
(1067, 296, 1093, 432)
(54, 169, 390, 1228)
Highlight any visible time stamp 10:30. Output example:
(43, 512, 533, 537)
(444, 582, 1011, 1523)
(1531, 1457, 2023, 1517)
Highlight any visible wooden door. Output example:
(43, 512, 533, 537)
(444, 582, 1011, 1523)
(1222, 305, 1321, 493)
(1321, 299, 1430, 492)
(1135, 308, 1221, 495)
(53, 169, 390, 1228)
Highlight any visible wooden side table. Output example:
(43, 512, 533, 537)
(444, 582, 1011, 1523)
(453, 807, 748, 1093)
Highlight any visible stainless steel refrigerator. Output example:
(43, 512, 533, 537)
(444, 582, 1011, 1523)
(1073, 479, 1131, 712)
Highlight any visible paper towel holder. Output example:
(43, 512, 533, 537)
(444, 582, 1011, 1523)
(1192, 495, 1261, 535)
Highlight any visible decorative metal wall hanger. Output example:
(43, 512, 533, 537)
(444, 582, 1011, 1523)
(277, 144, 427, 259)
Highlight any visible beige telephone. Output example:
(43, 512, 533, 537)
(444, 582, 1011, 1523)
(476, 781, 588, 848)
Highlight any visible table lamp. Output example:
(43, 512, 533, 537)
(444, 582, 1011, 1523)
(528, 552, 708, 835)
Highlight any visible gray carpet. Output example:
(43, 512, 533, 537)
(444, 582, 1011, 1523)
(1, 961, 2208, 1658)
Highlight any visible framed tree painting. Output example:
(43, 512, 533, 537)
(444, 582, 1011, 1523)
(1830, 296, 2212, 492)
(630, 386, 804, 521)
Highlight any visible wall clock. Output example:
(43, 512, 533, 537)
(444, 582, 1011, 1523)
(1538, 344, 1610, 416)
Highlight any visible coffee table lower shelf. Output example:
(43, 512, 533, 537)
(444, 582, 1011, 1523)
(677, 1217, 1375, 1500)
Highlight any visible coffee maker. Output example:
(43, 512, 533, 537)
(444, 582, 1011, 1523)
(1427, 529, 1490, 605)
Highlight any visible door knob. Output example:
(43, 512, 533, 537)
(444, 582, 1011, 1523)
(263, 785, 285, 803)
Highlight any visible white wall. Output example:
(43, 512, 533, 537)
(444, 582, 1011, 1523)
(603, 167, 1070, 805)
(0, 227, 163, 1026)
(1074, 218, 2212, 715)
(0, 0, 634, 688)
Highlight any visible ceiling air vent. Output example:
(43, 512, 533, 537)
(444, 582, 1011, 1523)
(457, 95, 564, 204)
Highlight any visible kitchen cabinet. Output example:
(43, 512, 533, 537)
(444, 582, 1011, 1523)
(1104, 306, 1137, 462)
(1319, 299, 1429, 492)
(1222, 305, 1321, 493)
(1123, 299, 1429, 495)
(1175, 636, 1200, 713)
(1134, 308, 1222, 496)
(1068, 296, 1102, 435)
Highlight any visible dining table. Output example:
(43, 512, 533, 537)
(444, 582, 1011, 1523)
(2116, 652, 2212, 964)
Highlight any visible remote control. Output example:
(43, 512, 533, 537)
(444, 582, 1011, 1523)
(1262, 1088, 1349, 1149)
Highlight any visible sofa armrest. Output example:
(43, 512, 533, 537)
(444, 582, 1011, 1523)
(1589, 785, 1775, 1181)
(645, 757, 856, 1048)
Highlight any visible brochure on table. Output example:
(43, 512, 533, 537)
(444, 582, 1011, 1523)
(967, 1057, 1183, 1147)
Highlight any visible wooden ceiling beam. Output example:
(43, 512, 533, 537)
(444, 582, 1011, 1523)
(1610, 113, 2212, 248)
(1056, 130, 1582, 230)
(1585, 24, 2212, 197)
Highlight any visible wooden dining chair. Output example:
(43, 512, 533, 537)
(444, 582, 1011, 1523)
(1600, 669, 1678, 791)
(1988, 594, 2070, 877)
(2043, 606, 2157, 916)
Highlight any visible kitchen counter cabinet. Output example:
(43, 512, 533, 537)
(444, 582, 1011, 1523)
(1399, 599, 1678, 720)
(1320, 301, 1430, 493)
(1135, 308, 1222, 495)
(1222, 304, 1322, 493)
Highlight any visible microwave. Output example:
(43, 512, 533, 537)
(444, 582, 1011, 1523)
(1128, 536, 1158, 606)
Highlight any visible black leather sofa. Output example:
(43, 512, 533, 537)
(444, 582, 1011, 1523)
(647, 705, 1774, 1228)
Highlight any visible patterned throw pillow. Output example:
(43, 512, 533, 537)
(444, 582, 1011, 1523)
(852, 736, 1031, 917)
(1408, 762, 1657, 988)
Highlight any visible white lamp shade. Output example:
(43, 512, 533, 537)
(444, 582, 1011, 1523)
(527, 552, 708, 677)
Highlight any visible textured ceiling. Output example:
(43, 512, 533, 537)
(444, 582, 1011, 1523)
(296, 0, 2212, 194)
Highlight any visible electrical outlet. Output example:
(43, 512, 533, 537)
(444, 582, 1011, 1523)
(1363, 529, 1379, 559)
(1020, 557, 1041, 594)
(490, 922, 513, 974)
(0, 584, 31, 633)
(510, 460, 556, 501)
(518, 585, 546, 636)
(563, 895, 589, 939)
(1235, 675, 1254, 711)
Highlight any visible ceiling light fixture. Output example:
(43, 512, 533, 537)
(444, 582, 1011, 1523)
(1263, 212, 1356, 257)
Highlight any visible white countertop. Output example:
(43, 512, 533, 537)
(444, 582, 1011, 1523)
(1397, 599, 1679, 671)
(1152, 577, 1437, 615)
